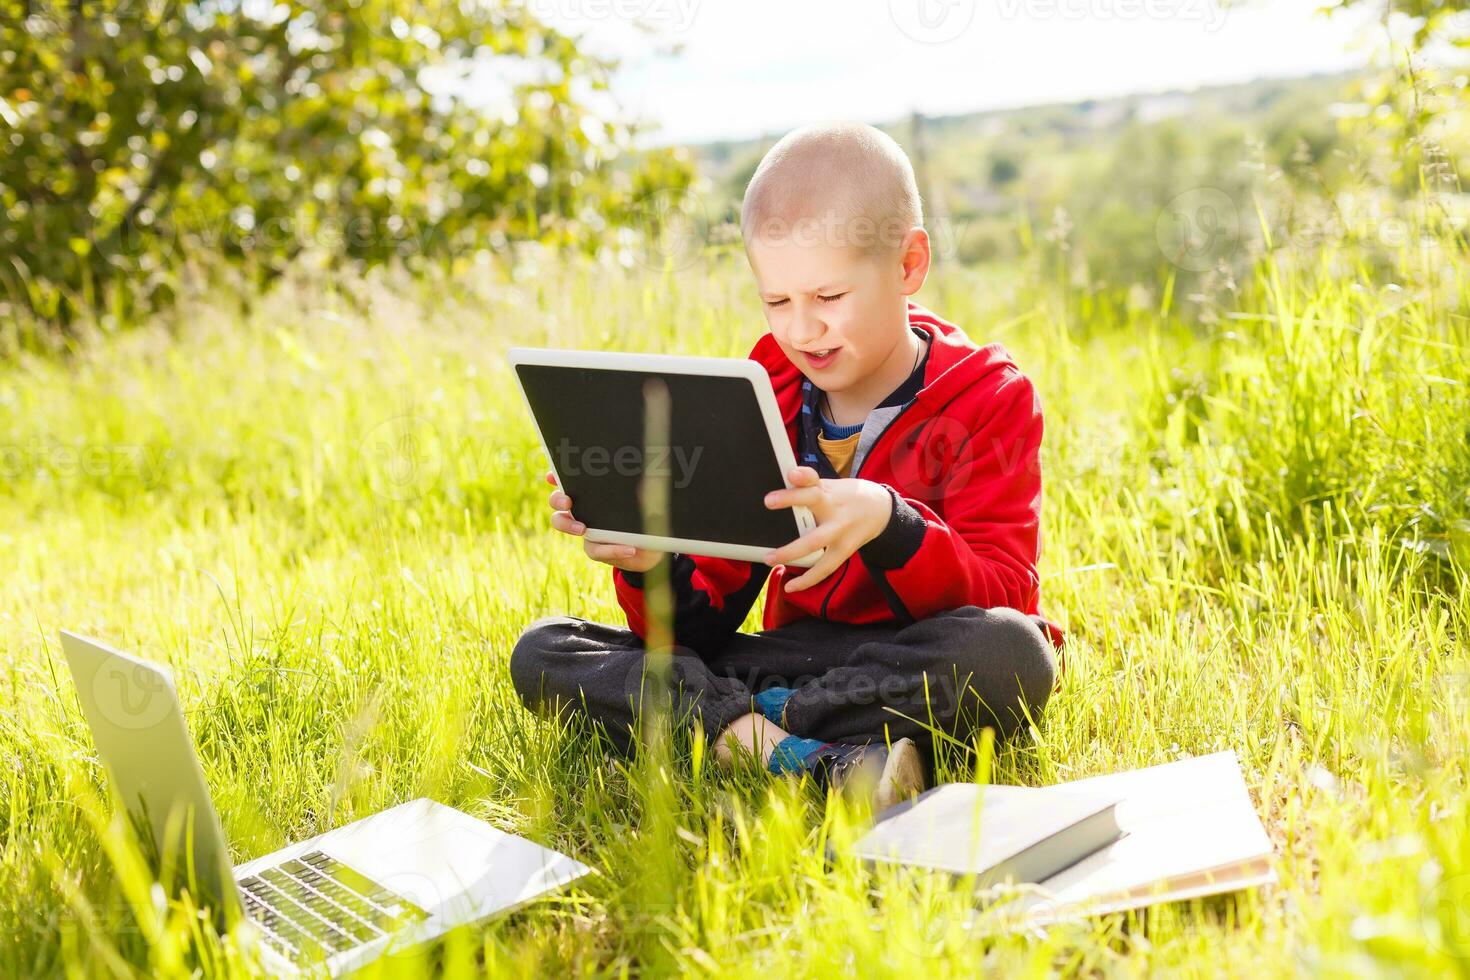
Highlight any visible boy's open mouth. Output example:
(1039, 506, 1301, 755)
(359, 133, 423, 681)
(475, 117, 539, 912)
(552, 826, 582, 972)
(801, 348, 839, 369)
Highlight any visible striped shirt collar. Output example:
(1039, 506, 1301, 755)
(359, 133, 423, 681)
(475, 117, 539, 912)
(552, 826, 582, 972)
(798, 327, 931, 477)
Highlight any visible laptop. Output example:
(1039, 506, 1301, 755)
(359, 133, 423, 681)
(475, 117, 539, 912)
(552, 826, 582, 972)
(59, 630, 592, 975)
(508, 347, 823, 567)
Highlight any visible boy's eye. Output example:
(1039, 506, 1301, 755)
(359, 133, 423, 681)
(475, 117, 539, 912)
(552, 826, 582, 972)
(765, 298, 789, 308)
(817, 292, 847, 303)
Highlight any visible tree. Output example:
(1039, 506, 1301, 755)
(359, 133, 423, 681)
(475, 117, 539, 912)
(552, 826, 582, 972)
(1324, 0, 1470, 50)
(0, 0, 693, 333)
(1323, 0, 1470, 191)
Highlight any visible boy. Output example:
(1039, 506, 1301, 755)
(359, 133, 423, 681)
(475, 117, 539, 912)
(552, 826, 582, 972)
(510, 122, 1061, 809)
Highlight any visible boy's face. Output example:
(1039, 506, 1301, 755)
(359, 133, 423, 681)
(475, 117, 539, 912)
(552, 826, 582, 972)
(746, 229, 929, 395)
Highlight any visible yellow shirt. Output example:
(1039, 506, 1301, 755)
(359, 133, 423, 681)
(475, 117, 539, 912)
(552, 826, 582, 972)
(817, 430, 863, 477)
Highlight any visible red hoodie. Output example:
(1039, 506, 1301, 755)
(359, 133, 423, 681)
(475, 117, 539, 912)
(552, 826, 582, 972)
(613, 303, 1064, 651)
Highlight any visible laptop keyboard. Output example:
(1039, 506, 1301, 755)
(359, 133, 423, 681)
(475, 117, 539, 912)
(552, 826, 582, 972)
(238, 850, 429, 961)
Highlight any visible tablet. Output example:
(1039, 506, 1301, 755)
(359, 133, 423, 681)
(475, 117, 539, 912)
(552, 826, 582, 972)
(508, 348, 821, 567)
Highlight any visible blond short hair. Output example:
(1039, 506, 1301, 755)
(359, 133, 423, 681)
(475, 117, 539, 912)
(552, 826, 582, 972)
(741, 121, 923, 256)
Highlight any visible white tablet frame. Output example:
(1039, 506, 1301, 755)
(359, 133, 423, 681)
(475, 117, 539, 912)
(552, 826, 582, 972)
(508, 347, 822, 568)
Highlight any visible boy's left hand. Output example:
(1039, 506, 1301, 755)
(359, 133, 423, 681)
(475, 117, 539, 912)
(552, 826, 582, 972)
(763, 466, 894, 592)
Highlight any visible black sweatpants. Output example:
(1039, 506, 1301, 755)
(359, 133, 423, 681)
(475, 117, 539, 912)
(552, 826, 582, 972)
(508, 606, 1057, 755)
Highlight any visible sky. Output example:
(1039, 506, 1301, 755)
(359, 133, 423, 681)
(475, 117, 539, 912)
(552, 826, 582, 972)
(502, 0, 1394, 145)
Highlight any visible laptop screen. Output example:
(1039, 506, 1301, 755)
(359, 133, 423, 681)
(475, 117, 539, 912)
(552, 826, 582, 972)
(59, 632, 240, 922)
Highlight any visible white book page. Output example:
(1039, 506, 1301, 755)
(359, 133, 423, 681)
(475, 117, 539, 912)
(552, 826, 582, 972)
(999, 751, 1275, 922)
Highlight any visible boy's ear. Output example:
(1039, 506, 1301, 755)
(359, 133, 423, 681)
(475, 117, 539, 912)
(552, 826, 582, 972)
(898, 227, 931, 296)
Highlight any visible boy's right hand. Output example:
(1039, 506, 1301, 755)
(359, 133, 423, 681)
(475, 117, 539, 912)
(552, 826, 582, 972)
(545, 471, 663, 573)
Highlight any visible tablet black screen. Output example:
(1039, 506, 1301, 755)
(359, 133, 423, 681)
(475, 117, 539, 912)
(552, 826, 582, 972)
(515, 364, 800, 550)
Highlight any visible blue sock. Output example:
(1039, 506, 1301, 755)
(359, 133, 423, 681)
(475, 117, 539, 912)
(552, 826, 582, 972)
(752, 686, 794, 724)
(767, 736, 825, 775)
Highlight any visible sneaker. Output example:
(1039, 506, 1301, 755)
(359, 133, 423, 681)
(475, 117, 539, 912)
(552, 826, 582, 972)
(796, 737, 927, 812)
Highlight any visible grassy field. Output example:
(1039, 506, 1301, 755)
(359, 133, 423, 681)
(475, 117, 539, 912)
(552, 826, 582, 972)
(2, 244, 1468, 977)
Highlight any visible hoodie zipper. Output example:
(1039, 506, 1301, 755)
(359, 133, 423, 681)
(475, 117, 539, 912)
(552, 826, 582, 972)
(817, 561, 850, 619)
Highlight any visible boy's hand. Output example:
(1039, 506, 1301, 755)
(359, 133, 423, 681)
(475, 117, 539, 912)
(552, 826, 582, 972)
(762, 466, 894, 592)
(545, 471, 663, 573)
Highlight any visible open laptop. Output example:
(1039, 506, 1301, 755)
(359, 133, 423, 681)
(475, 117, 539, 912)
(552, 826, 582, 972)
(59, 630, 592, 975)
(508, 347, 823, 567)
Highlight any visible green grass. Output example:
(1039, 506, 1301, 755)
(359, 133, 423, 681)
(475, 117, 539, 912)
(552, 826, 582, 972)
(2, 247, 1468, 977)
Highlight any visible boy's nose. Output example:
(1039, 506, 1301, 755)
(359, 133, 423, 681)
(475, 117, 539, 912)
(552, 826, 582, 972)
(789, 311, 827, 346)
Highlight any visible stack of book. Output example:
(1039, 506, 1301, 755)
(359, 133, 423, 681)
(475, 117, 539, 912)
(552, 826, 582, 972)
(850, 751, 1276, 926)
